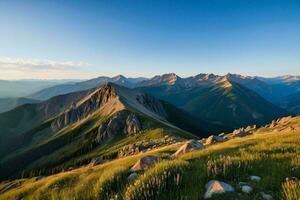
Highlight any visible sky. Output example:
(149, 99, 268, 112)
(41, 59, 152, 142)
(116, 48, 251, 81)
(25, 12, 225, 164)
(0, 0, 300, 80)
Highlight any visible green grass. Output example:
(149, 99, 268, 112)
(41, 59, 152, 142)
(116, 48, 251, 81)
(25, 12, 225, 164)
(1, 119, 300, 200)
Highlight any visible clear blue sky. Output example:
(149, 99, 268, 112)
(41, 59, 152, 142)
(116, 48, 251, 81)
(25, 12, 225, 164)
(0, 0, 300, 79)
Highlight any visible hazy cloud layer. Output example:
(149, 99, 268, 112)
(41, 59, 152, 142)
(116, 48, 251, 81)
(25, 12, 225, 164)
(0, 57, 89, 71)
(0, 57, 93, 79)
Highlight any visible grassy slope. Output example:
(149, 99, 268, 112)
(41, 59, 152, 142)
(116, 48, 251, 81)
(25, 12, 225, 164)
(1, 117, 300, 200)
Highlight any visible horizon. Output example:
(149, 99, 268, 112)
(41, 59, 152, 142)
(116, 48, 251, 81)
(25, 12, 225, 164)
(1, 0, 300, 79)
(0, 72, 299, 81)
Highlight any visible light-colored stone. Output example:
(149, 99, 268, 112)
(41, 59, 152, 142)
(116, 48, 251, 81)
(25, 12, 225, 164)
(205, 135, 225, 145)
(241, 185, 253, 194)
(172, 140, 204, 157)
(250, 175, 261, 181)
(204, 180, 235, 199)
(131, 156, 160, 171)
(260, 192, 273, 200)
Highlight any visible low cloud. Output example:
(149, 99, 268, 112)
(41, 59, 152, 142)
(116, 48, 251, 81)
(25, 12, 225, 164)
(0, 57, 93, 79)
(0, 57, 90, 71)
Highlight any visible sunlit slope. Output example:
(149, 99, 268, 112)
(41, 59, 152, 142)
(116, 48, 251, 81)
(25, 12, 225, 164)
(1, 116, 300, 199)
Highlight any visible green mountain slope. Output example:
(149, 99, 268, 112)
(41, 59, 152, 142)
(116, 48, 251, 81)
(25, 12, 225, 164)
(139, 75, 288, 129)
(0, 83, 204, 181)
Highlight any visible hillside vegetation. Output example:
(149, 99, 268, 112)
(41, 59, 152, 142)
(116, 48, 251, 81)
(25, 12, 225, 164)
(1, 116, 300, 200)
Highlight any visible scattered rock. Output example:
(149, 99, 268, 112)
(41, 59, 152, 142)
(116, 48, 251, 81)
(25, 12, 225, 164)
(131, 156, 160, 171)
(205, 135, 225, 145)
(241, 185, 253, 194)
(127, 172, 138, 181)
(232, 128, 248, 137)
(89, 157, 105, 166)
(172, 140, 204, 157)
(250, 175, 261, 182)
(118, 137, 179, 157)
(260, 192, 273, 200)
(204, 180, 235, 199)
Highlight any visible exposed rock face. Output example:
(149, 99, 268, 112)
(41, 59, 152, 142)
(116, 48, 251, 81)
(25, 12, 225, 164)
(96, 112, 126, 143)
(96, 112, 143, 144)
(51, 84, 117, 132)
(172, 140, 204, 157)
(205, 135, 225, 145)
(125, 114, 141, 135)
(135, 93, 167, 118)
(131, 156, 160, 171)
(204, 180, 235, 199)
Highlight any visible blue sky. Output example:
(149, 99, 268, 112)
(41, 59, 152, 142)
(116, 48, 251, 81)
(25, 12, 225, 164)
(0, 0, 300, 79)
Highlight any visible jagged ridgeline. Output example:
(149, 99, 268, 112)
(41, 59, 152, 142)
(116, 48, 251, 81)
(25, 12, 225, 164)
(0, 83, 214, 180)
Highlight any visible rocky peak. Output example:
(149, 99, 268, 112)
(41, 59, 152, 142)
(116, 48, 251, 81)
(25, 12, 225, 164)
(51, 83, 118, 132)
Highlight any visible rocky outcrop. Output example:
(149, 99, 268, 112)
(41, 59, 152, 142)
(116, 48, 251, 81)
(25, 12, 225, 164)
(131, 156, 160, 171)
(125, 114, 141, 135)
(172, 140, 204, 157)
(204, 180, 235, 199)
(51, 84, 117, 132)
(96, 112, 126, 143)
(96, 112, 143, 144)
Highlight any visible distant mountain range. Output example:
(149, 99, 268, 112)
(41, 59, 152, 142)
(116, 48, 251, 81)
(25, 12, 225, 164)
(0, 73, 299, 127)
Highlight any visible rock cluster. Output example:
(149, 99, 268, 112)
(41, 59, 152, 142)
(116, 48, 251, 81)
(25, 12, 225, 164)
(118, 136, 178, 157)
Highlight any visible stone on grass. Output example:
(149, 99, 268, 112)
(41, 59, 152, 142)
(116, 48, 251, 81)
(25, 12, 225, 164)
(89, 157, 105, 166)
(260, 192, 273, 200)
(241, 185, 253, 194)
(205, 135, 225, 145)
(204, 180, 235, 199)
(172, 140, 204, 157)
(131, 156, 160, 171)
(127, 172, 138, 181)
(250, 175, 261, 181)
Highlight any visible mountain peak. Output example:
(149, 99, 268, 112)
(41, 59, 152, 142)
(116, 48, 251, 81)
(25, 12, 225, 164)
(218, 76, 233, 88)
